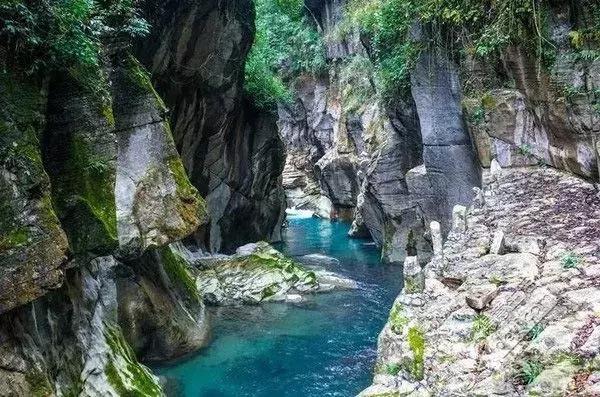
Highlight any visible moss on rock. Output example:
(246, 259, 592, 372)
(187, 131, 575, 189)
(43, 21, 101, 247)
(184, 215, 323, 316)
(104, 325, 163, 396)
(51, 134, 118, 255)
(158, 246, 200, 303)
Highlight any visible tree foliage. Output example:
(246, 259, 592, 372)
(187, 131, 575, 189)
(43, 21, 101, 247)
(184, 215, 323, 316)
(244, 0, 326, 110)
(0, 0, 149, 91)
(344, 0, 600, 99)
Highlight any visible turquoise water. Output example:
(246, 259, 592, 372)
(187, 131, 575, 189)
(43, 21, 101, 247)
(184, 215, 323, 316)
(154, 214, 404, 397)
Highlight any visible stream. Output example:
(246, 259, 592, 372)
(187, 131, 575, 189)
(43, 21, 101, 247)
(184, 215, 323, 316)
(154, 211, 405, 397)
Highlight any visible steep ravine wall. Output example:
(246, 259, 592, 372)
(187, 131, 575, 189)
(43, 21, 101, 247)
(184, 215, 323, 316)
(279, 1, 600, 265)
(0, 40, 210, 397)
(279, 0, 479, 264)
(138, 0, 286, 254)
(0, 0, 292, 394)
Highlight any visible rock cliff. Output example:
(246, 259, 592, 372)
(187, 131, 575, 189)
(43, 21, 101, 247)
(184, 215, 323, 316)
(138, 0, 286, 253)
(361, 166, 600, 396)
(0, 39, 208, 397)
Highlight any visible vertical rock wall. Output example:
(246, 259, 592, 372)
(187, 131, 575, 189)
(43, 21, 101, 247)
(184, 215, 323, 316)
(0, 45, 209, 395)
(138, 0, 286, 253)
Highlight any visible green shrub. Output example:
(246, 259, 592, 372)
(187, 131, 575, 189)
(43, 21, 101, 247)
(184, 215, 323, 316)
(562, 251, 583, 269)
(0, 0, 149, 100)
(344, 0, 562, 100)
(471, 314, 496, 341)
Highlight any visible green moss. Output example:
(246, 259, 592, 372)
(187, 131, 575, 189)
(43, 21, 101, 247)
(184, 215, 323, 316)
(260, 283, 280, 300)
(407, 326, 425, 380)
(403, 274, 424, 294)
(481, 92, 497, 109)
(24, 369, 53, 397)
(167, 156, 207, 226)
(388, 303, 409, 334)
(104, 325, 163, 396)
(158, 246, 200, 303)
(53, 135, 117, 254)
(0, 227, 29, 252)
(124, 55, 167, 112)
(101, 100, 115, 127)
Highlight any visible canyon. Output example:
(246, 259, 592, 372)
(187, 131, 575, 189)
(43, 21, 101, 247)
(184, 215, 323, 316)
(1, 0, 599, 396)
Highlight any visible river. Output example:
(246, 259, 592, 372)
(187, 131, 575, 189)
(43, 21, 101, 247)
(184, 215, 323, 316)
(154, 211, 404, 396)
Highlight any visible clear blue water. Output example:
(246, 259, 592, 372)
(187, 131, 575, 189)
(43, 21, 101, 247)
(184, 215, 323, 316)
(154, 214, 404, 397)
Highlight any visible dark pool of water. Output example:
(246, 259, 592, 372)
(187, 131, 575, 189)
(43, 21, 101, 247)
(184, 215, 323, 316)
(153, 213, 404, 397)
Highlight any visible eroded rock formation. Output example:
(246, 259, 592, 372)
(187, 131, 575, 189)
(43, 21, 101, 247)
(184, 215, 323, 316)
(138, 0, 286, 253)
(361, 166, 600, 396)
(0, 47, 208, 395)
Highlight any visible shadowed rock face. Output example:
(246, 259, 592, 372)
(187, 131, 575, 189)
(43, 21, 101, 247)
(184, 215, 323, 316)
(0, 71, 69, 314)
(1, 44, 209, 393)
(410, 45, 482, 233)
(138, 0, 286, 253)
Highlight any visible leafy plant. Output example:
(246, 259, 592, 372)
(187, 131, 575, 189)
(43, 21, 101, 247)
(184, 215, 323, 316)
(471, 314, 496, 341)
(244, 0, 326, 109)
(343, 0, 561, 100)
(517, 359, 544, 385)
(384, 362, 401, 375)
(0, 0, 149, 100)
(526, 323, 544, 341)
(562, 251, 583, 269)
(469, 105, 485, 125)
(517, 143, 533, 157)
(389, 303, 409, 334)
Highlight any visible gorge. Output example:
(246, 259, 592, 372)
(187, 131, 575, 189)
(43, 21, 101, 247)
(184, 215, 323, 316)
(1, 0, 600, 396)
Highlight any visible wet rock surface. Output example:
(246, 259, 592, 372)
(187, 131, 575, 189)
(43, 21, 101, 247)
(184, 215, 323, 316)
(362, 166, 600, 396)
(182, 242, 356, 305)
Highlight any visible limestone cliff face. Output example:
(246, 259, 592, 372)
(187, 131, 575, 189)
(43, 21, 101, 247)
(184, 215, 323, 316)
(464, 3, 600, 179)
(0, 46, 208, 395)
(138, 0, 286, 253)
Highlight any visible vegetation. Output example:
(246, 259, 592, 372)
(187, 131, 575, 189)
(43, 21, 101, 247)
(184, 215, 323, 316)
(341, 0, 600, 100)
(562, 251, 583, 269)
(0, 0, 149, 99)
(384, 362, 401, 376)
(471, 314, 496, 341)
(526, 323, 544, 341)
(407, 326, 425, 380)
(158, 246, 200, 303)
(516, 358, 544, 385)
(245, 0, 326, 109)
(388, 303, 409, 334)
